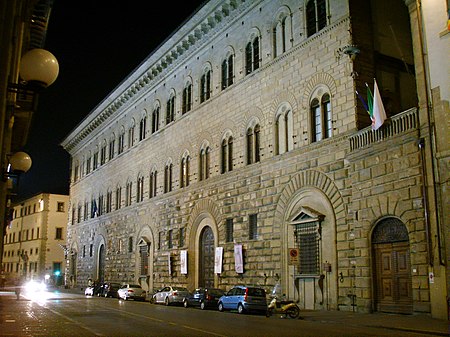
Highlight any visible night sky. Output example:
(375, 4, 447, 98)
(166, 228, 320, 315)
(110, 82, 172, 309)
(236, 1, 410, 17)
(17, 1, 206, 200)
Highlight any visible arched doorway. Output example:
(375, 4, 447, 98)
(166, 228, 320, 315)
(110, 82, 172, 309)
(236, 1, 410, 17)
(98, 244, 105, 282)
(372, 217, 412, 314)
(199, 226, 214, 288)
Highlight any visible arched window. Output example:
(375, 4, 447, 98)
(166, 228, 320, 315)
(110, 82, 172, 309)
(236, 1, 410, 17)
(149, 168, 157, 198)
(166, 93, 175, 125)
(246, 124, 260, 164)
(164, 161, 173, 193)
(137, 175, 144, 202)
(152, 105, 160, 133)
(128, 120, 135, 148)
(306, 0, 327, 37)
(275, 105, 294, 155)
(182, 82, 192, 114)
(200, 68, 211, 103)
(106, 189, 112, 213)
(109, 134, 115, 160)
(311, 93, 332, 142)
(199, 145, 210, 181)
(139, 114, 147, 141)
(245, 36, 260, 75)
(118, 127, 125, 155)
(221, 54, 234, 90)
(221, 135, 233, 173)
(125, 181, 132, 206)
(273, 12, 291, 58)
(115, 185, 122, 210)
(180, 153, 190, 188)
(100, 140, 107, 165)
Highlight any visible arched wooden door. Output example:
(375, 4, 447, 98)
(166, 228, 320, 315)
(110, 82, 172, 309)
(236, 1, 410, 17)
(199, 226, 214, 288)
(372, 218, 412, 314)
(98, 244, 105, 283)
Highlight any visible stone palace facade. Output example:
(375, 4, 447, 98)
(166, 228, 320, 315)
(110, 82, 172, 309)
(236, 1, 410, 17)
(61, 0, 449, 318)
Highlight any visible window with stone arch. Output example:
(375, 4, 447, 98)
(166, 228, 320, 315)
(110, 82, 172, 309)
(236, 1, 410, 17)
(275, 102, 294, 155)
(115, 184, 122, 210)
(180, 151, 190, 188)
(166, 90, 176, 125)
(125, 179, 133, 207)
(139, 111, 147, 141)
(246, 121, 261, 165)
(106, 188, 112, 213)
(221, 131, 233, 174)
(306, 0, 327, 37)
(100, 139, 107, 165)
(245, 30, 260, 75)
(86, 151, 92, 174)
(152, 103, 160, 133)
(182, 79, 192, 114)
(164, 159, 173, 193)
(128, 119, 136, 148)
(272, 7, 292, 58)
(109, 133, 115, 160)
(221, 48, 234, 90)
(149, 166, 158, 198)
(310, 88, 332, 143)
(118, 126, 125, 155)
(200, 65, 212, 103)
(136, 173, 144, 202)
(199, 142, 211, 181)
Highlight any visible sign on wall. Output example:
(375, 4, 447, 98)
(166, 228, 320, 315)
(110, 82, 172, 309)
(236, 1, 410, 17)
(234, 244, 243, 273)
(288, 248, 299, 265)
(180, 250, 187, 274)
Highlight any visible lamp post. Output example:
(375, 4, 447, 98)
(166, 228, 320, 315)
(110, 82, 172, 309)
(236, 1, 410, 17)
(0, 46, 59, 269)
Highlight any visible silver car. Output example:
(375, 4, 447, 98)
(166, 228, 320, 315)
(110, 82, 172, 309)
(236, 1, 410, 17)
(152, 286, 190, 306)
(117, 284, 146, 301)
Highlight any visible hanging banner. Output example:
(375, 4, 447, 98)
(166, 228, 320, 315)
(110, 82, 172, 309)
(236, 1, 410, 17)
(180, 250, 188, 274)
(234, 244, 243, 273)
(214, 247, 223, 274)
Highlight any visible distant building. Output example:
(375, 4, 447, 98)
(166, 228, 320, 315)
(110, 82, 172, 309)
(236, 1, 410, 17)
(61, 0, 448, 319)
(2, 193, 69, 286)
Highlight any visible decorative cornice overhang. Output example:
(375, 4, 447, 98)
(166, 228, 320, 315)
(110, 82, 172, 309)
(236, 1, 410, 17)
(61, 0, 256, 153)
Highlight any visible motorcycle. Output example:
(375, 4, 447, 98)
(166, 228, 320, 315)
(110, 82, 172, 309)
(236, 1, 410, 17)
(266, 296, 300, 319)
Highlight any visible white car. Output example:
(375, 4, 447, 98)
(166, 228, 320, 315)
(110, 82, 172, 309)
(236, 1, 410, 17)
(117, 284, 146, 301)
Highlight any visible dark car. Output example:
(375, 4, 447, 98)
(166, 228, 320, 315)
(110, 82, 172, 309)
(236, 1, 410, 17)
(84, 282, 103, 296)
(183, 287, 225, 310)
(218, 286, 267, 314)
(99, 282, 121, 298)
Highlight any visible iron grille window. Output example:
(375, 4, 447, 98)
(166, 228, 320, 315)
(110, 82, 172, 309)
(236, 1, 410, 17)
(294, 221, 320, 275)
(226, 218, 234, 242)
(249, 214, 257, 240)
(128, 237, 133, 253)
(168, 230, 173, 249)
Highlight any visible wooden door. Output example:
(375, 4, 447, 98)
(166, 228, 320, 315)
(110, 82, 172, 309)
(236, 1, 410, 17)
(199, 226, 214, 288)
(374, 241, 412, 314)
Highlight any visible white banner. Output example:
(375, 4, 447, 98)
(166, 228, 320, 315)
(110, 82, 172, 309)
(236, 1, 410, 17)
(180, 250, 188, 274)
(167, 252, 171, 275)
(214, 247, 223, 274)
(234, 244, 243, 273)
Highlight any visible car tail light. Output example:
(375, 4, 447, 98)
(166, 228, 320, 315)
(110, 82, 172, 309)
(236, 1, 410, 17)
(128, 289, 134, 293)
(244, 288, 248, 301)
(173, 291, 178, 296)
(206, 294, 212, 300)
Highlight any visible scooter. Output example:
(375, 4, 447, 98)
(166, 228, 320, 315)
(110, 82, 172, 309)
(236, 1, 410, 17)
(266, 296, 300, 318)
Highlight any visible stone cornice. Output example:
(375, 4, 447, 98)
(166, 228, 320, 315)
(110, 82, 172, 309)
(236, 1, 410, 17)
(61, 0, 255, 153)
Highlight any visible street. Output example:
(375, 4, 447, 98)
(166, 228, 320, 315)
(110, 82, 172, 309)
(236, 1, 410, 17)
(1, 288, 447, 337)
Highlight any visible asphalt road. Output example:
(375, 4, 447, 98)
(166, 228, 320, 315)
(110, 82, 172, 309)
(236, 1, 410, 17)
(0, 289, 445, 337)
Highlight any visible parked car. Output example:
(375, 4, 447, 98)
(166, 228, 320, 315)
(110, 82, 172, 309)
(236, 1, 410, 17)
(152, 286, 190, 306)
(99, 282, 121, 298)
(84, 282, 103, 296)
(218, 286, 268, 314)
(117, 284, 147, 301)
(183, 287, 225, 310)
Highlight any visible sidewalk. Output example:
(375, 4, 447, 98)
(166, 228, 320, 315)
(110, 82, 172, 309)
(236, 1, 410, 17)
(300, 309, 449, 336)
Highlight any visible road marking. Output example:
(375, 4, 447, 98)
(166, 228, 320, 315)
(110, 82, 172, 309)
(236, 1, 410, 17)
(5, 319, 15, 323)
